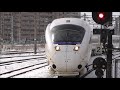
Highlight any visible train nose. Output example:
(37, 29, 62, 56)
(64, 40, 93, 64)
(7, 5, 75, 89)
(52, 45, 86, 72)
(66, 54, 84, 71)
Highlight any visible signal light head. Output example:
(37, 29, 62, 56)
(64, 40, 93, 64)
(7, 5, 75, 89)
(92, 12, 112, 25)
(99, 13, 104, 19)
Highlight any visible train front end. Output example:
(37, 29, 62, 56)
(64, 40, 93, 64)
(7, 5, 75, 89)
(45, 18, 92, 76)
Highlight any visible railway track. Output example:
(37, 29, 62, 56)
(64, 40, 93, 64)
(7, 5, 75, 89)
(0, 56, 46, 66)
(0, 61, 48, 78)
(0, 53, 45, 59)
(1, 51, 45, 55)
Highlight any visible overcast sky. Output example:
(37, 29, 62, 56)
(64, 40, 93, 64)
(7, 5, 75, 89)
(81, 12, 120, 16)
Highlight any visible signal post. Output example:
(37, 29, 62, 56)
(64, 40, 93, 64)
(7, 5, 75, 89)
(92, 12, 113, 78)
(106, 29, 113, 78)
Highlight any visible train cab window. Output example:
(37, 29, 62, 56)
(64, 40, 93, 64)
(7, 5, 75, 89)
(51, 24, 85, 45)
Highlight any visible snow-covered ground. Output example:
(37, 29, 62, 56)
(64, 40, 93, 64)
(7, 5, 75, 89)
(1, 48, 120, 78)
(0, 61, 47, 78)
(0, 52, 44, 58)
(13, 66, 57, 78)
(0, 47, 48, 78)
(0, 54, 45, 63)
(0, 54, 100, 78)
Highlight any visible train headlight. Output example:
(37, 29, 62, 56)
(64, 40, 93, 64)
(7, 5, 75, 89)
(74, 46, 79, 51)
(55, 46, 60, 51)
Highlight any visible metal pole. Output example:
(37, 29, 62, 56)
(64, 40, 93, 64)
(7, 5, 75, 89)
(18, 13, 21, 44)
(34, 13, 37, 54)
(100, 25, 102, 44)
(79, 12, 81, 18)
(119, 16, 120, 48)
(106, 30, 113, 78)
(34, 38, 37, 54)
(11, 15, 14, 49)
(84, 13, 86, 21)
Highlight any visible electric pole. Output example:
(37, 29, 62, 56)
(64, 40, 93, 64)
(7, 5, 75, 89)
(83, 13, 86, 21)
(11, 15, 14, 49)
(34, 13, 37, 54)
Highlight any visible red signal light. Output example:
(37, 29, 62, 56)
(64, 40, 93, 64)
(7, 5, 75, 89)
(92, 12, 112, 25)
(99, 13, 104, 19)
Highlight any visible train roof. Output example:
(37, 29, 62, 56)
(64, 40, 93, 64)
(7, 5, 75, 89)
(50, 18, 92, 30)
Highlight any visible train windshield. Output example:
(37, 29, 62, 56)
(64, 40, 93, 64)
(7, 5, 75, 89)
(51, 24, 85, 45)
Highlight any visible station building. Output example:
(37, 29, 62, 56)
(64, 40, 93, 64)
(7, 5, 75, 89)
(0, 12, 80, 44)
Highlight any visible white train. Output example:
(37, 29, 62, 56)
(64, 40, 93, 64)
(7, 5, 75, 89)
(45, 18, 93, 77)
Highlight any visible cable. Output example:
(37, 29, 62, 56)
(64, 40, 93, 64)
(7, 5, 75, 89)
(79, 68, 95, 78)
